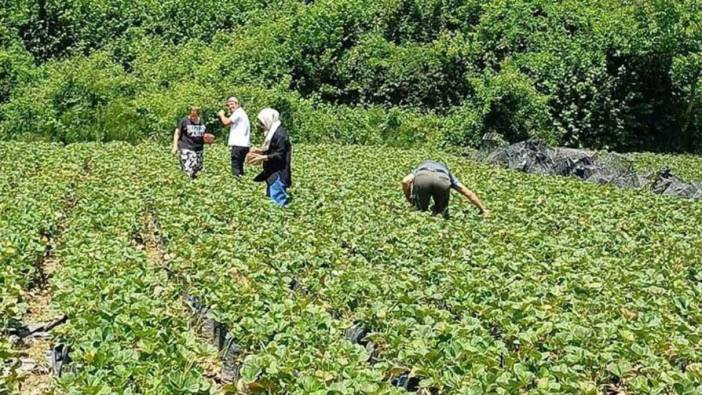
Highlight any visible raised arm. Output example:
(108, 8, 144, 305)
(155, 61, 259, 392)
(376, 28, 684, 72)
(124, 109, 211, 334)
(401, 174, 414, 203)
(218, 110, 234, 126)
(456, 184, 489, 215)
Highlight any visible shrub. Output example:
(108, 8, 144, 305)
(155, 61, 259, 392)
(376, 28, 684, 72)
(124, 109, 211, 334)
(443, 64, 555, 147)
(1, 0, 701, 152)
(339, 33, 474, 109)
(293, 104, 443, 146)
(0, 27, 34, 105)
(2, 0, 282, 60)
(1, 51, 137, 143)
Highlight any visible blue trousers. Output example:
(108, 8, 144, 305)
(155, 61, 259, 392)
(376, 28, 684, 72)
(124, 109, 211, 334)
(266, 176, 289, 207)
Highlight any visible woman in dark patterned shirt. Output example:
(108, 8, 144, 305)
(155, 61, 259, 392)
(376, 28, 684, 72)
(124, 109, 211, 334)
(171, 106, 209, 179)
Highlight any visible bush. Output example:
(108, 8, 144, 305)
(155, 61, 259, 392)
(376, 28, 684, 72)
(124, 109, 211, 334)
(477, 0, 702, 152)
(1, 0, 702, 152)
(132, 82, 307, 141)
(0, 27, 34, 105)
(442, 65, 555, 147)
(2, 0, 281, 61)
(374, 0, 485, 44)
(286, 0, 375, 100)
(294, 104, 443, 146)
(339, 33, 474, 109)
(1, 51, 138, 142)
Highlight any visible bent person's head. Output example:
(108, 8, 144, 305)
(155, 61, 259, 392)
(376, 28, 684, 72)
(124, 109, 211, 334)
(226, 97, 240, 111)
(257, 108, 280, 133)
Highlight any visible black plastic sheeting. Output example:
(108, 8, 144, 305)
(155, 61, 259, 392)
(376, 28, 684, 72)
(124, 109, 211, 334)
(51, 343, 73, 377)
(343, 322, 438, 393)
(391, 374, 421, 392)
(651, 169, 702, 199)
(343, 324, 369, 345)
(486, 140, 701, 199)
(184, 293, 243, 384)
(221, 336, 242, 383)
(343, 323, 380, 364)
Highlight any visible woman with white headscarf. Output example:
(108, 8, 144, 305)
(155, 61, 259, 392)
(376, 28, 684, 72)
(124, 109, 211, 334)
(247, 108, 292, 207)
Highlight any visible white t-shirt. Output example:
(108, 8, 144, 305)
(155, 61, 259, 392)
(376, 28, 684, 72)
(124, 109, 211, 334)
(227, 107, 251, 147)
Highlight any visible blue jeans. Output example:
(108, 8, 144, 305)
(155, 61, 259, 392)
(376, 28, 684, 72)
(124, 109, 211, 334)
(266, 176, 289, 207)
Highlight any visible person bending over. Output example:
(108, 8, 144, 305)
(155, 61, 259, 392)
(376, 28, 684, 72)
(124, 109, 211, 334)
(401, 160, 488, 218)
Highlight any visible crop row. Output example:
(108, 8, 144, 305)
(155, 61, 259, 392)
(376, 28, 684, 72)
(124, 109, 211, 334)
(0, 143, 83, 392)
(148, 144, 702, 393)
(2, 142, 701, 394)
(147, 153, 392, 393)
(44, 144, 214, 393)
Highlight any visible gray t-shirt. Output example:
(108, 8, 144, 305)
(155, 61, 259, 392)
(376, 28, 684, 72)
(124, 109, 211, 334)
(412, 160, 462, 189)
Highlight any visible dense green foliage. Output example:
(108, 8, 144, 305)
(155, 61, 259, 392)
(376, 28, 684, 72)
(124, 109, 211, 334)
(0, 0, 701, 152)
(0, 143, 82, 393)
(2, 142, 701, 393)
(50, 144, 214, 392)
(631, 152, 702, 182)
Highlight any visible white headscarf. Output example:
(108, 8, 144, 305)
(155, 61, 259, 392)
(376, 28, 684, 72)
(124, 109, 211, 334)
(257, 108, 281, 151)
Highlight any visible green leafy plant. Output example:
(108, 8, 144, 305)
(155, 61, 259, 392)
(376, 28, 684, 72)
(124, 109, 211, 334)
(2, 0, 702, 152)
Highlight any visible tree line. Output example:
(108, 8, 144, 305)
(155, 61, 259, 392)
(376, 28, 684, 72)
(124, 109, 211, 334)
(1, 0, 700, 152)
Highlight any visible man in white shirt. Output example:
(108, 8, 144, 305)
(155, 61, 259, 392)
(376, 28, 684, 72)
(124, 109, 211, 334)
(218, 96, 251, 177)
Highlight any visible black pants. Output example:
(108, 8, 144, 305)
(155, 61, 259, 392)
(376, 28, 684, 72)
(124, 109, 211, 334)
(230, 146, 250, 177)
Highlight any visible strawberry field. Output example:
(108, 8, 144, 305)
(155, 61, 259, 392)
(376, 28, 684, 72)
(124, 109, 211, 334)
(2, 142, 702, 394)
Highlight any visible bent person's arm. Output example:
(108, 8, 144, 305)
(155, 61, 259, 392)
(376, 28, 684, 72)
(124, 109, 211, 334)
(401, 174, 414, 203)
(456, 185, 488, 214)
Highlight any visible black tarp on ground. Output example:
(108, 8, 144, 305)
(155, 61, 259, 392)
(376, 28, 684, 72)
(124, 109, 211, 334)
(485, 140, 700, 200)
(651, 169, 702, 200)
